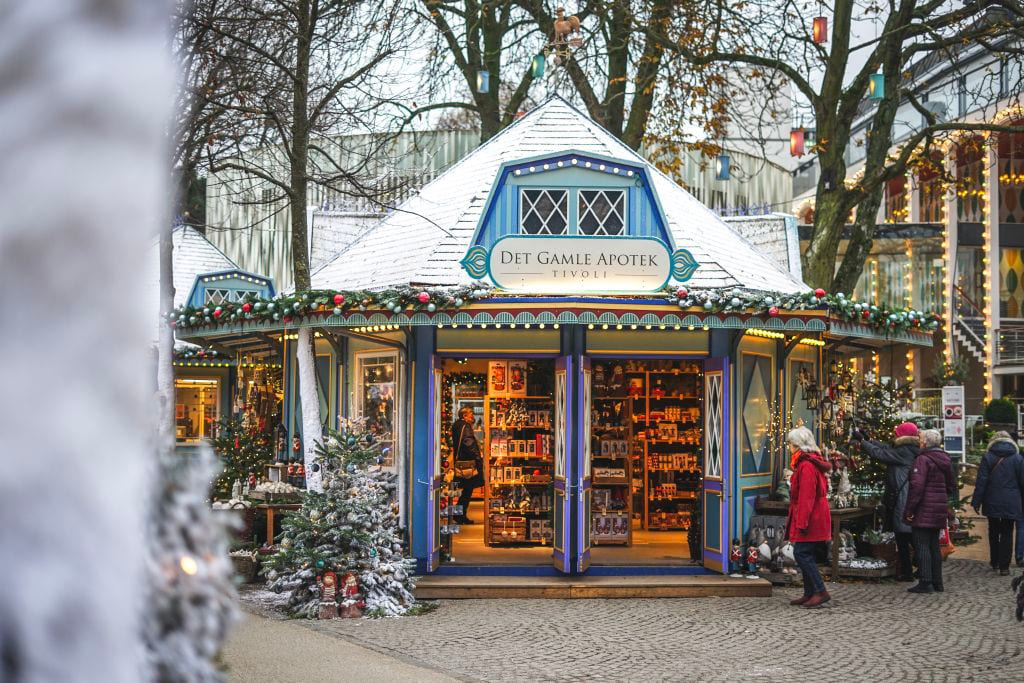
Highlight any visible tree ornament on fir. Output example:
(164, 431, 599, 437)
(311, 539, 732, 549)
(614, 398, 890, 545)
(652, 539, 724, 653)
(333, 294, 344, 305)
(676, 287, 688, 299)
(417, 291, 430, 303)
(768, 306, 779, 317)
(814, 288, 826, 298)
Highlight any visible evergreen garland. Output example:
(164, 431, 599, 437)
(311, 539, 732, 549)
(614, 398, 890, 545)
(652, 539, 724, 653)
(166, 284, 940, 336)
(262, 426, 417, 618)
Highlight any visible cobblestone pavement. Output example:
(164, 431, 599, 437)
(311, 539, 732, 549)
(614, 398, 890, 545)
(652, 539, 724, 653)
(243, 560, 1023, 683)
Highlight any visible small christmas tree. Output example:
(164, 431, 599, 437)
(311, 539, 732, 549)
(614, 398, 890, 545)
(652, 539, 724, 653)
(262, 425, 417, 617)
(847, 379, 914, 488)
(209, 418, 273, 500)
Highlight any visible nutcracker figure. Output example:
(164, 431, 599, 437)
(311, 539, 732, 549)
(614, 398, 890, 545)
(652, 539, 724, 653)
(746, 543, 760, 577)
(728, 538, 744, 577)
(318, 571, 338, 619)
(340, 571, 364, 618)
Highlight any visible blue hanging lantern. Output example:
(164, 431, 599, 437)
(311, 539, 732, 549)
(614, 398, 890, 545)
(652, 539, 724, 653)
(477, 70, 490, 93)
(531, 54, 545, 78)
(715, 153, 731, 181)
(869, 73, 885, 100)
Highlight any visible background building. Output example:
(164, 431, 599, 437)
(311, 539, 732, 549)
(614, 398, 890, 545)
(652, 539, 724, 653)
(790, 34, 1023, 412)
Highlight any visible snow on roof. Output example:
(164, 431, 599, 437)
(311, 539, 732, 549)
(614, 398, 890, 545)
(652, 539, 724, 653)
(146, 225, 238, 342)
(311, 96, 807, 294)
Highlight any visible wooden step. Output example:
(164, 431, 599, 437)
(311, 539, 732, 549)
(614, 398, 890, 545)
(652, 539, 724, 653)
(415, 574, 772, 599)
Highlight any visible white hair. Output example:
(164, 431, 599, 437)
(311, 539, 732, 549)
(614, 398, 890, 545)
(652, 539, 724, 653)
(786, 426, 820, 453)
(920, 429, 943, 448)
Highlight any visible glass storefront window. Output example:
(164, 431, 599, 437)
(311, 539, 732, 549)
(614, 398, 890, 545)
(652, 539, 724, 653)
(355, 352, 397, 468)
(885, 175, 909, 223)
(1000, 247, 1024, 319)
(175, 377, 220, 443)
(957, 139, 985, 223)
(956, 246, 984, 317)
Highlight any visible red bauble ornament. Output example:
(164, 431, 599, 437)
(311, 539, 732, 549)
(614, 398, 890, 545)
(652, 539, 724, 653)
(283, 316, 292, 324)
(861, 310, 870, 319)
(676, 287, 688, 299)
(234, 437, 240, 449)
(814, 288, 826, 298)
(242, 303, 252, 312)
(768, 306, 779, 317)
(333, 294, 344, 305)
(213, 308, 223, 318)
(533, 469, 541, 477)
(418, 291, 430, 303)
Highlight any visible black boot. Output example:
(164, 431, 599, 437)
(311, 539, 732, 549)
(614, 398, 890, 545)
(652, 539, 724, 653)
(896, 574, 915, 582)
(907, 582, 934, 594)
(932, 582, 944, 592)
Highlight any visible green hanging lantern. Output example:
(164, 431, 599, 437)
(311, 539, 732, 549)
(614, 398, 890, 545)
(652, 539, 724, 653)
(531, 54, 545, 78)
(868, 73, 885, 100)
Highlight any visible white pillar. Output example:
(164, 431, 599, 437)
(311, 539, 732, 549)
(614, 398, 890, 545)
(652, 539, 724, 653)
(943, 148, 958, 363)
(985, 143, 1000, 399)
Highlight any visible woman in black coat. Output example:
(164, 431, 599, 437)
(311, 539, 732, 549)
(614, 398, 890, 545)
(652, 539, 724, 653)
(452, 407, 484, 524)
(859, 421, 920, 581)
(971, 431, 1024, 575)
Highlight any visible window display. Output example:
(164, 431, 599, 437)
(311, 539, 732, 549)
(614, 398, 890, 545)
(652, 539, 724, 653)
(355, 352, 397, 468)
(175, 377, 220, 443)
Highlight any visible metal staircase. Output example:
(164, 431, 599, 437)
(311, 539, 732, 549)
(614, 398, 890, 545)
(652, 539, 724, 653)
(952, 286, 987, 364)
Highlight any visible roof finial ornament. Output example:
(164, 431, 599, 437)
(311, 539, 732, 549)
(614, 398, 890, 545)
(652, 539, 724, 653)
(543, 7, 583, 97)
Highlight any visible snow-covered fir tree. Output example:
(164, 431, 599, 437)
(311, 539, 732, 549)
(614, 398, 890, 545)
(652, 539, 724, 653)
(263, 425, 417, 617)
(143, 449, 239, 681)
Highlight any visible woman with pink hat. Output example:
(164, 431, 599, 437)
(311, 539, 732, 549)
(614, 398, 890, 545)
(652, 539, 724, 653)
(857, 421, 920, 582)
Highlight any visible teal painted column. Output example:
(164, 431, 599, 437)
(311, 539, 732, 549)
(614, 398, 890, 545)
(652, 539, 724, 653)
(409, 326, 435, 571)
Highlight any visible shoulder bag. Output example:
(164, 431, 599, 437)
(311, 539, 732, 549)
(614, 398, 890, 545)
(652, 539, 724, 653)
(454, 422, 480, 479)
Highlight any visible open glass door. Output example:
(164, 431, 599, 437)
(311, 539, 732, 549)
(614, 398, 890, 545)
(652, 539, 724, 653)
(426, 356, 443, 571)
(552, 356, 572, 573)
(575, 356, 593, 573)
(701, 357, 729, 572)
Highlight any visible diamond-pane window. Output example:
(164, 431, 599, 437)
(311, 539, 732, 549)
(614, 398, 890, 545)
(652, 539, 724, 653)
(578, 189, 625, 235)
(520, 189, 568, 234)
(205, 289, 230, 304)
(230, 289, 259, 302)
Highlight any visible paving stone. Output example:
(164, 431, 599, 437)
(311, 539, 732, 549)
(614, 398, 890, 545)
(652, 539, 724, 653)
(243, 560, 1024, 682)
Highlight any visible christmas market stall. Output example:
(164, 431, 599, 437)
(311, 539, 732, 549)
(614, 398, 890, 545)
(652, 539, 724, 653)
(172, 97, 937, 579)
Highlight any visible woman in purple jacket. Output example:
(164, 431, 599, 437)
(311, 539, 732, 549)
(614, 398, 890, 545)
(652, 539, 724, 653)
(904, 429, 955, 594)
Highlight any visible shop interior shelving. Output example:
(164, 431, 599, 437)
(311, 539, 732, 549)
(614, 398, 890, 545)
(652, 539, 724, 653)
(590, 395, 634, 546)
(483, 396, 555, 546)
(619, 363, 703, 530)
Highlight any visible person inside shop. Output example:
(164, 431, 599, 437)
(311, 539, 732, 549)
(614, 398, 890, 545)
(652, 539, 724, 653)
(854, 421, 920, 582)
(905, 429, 955, 594)
(785, 426, 833, 608)
(452, 406, 484, 525)
(971, 431, 1024, 576)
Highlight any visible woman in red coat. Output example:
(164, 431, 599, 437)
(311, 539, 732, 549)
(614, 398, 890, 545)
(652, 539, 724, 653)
(785, 426, 833, 607)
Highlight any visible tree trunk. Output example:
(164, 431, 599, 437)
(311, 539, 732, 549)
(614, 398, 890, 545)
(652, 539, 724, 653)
(832, 190, 884, 295)
(0, 0, 167, 678)
(291, 0, 323, 491)
(802, 186, 849, 289)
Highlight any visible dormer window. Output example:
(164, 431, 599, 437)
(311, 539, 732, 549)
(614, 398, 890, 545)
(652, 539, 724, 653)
(521, 189, 568, 234)
(578, 189, 625, 235)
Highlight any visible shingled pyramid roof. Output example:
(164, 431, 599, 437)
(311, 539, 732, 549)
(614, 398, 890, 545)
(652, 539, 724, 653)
(311, 96, 806, 294)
